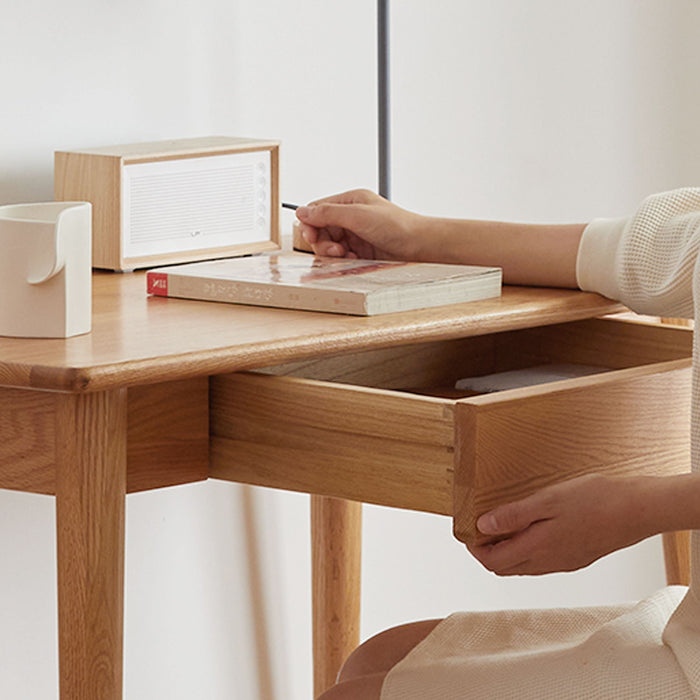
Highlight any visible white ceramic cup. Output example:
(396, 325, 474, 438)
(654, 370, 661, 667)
(0, 201, 92, 338)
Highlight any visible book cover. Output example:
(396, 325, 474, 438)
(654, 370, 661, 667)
(146, 253, 502, 315)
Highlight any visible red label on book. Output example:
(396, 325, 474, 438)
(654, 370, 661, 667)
(147, 272, 168, 296)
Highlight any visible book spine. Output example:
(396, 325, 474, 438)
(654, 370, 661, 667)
(147, 271, 169, 296)
(149, 271, 369, 315)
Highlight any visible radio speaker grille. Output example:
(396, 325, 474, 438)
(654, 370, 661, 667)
(122, 151, 270, 258)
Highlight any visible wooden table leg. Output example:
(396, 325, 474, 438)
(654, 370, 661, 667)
(55, 389, 127, 700)
(663, 530, 691, 586)
(659, 320, 693, 588)
(311, 496, 362, 698)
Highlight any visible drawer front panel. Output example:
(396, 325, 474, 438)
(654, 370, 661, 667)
(453, 361, 692, 544)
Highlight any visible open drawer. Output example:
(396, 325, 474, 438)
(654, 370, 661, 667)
(209, 317, 692, 545)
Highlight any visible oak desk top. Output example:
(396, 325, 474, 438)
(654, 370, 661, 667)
(0, 271, 623, 393)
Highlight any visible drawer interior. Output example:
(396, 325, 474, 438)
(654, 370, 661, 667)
(260, 316, 692, 397)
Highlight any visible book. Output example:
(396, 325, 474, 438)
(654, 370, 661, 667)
(146, 252, 502, 316)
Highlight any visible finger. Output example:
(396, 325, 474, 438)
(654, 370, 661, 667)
(470, 526, 542, 575)
(297, 202, 369, 234)
(296, 222, 318, 245)
(313, 240, 350, 257)
(476, 492, 550, 537)
(469, 539, 531, 576)
(495, 551, 570, 577)
(302, 222, 347, 244)
(496, 559, 541, 576)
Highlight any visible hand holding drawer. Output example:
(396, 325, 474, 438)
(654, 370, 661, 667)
(468, 473, 666, 576)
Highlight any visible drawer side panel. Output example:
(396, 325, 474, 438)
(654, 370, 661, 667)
(210, 373, 454, 513)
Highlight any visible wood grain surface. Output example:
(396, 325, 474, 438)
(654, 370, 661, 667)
(311, 496, 362, 697)
(0, 378, 208, 495)
(55, 389, 127, 700)
(0, 271, 622, 392)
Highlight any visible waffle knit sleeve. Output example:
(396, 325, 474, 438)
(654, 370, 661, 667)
(576, 188, 700, 319)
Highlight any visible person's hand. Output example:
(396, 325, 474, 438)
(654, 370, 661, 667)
(295, 189, 423, 261)
(468, 474, 662, 576)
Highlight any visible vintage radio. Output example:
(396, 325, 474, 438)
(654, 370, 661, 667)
(54, 136, 280, 271)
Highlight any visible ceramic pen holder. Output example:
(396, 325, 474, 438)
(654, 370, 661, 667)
(0, 201, 92, 338)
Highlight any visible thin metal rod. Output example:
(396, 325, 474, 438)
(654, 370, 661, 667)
(378, 0, 391, 199)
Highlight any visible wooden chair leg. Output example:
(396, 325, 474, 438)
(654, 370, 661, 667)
(311, 496, 362, 698)
(662, 530, 691, 586)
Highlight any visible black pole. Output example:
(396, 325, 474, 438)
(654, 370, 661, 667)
(378, 0, 391, 199)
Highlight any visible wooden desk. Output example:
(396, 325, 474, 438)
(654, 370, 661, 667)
(1, 271, 687, 699)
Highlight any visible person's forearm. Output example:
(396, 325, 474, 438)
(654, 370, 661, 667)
(408, 216, 586, 289)
(645, 472, 700, 535)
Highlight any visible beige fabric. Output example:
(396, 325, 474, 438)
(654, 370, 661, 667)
(382, 188, 700, 699)
(382, 589, 693, 699)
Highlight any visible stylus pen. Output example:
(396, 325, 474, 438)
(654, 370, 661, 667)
(282, 202, 299, 211)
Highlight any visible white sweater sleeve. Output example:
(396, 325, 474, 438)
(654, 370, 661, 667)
(576, 188, 700, 319)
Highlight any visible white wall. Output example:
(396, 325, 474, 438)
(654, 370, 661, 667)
(1, 1, 699, 698)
